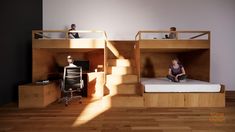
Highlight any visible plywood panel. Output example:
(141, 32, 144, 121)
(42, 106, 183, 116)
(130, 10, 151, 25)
(85, 50, 104, 72)
(139, 40, 210, 49)
(179, 50, 210, 81)
(144, 87, 225, 107)
(106, 95, 144, 107)
(33, 39, 105, 49)
(32, 49, 56, 82)
(19, 82, 60, 108)
(87, 72, 105, 99)
(144, 93, 184, 107)
(140, 52, 177, 78)
(185, 92, 225, 107)
(107, 41, 135, 59)
(47, 49, 104, 71)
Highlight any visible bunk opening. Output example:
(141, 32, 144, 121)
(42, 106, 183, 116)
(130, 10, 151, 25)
(32, 48, 104, 82)
(140, 49, 210, 81)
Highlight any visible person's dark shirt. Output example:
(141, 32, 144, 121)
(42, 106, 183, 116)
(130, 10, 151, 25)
(69, 29, 79, 38)
(169, 64, 183, 76)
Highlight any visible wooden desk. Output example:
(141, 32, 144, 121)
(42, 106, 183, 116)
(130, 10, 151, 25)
(18, 82, 60, 108)
(87, 72, 105, 99)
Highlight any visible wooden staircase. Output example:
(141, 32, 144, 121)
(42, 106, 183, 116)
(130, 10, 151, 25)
(105, 58, 143, 107)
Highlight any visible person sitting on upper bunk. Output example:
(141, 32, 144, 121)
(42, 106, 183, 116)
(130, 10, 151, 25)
(167, 58, 186, 82)
(68, 24, 80, 39)
(165, 27, 177, 39)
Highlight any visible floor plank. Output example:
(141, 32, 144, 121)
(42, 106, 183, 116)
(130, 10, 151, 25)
(0, 92, 235, 132)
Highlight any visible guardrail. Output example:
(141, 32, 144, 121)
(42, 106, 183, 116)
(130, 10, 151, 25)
(135, 31, 210, 41)
(32, 30, 107, 40)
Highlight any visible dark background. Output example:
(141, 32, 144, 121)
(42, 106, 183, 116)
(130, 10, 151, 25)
(0, 0, 42, 106)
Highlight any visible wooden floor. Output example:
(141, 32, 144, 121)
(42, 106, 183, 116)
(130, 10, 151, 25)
(0, 92, 235, 132)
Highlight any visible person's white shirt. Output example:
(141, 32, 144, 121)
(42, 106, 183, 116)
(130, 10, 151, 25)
(66, 63, 77, 67)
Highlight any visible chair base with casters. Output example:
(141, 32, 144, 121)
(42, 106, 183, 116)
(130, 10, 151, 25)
(58, 88, 82, 106)
(59, 67, 84, 106)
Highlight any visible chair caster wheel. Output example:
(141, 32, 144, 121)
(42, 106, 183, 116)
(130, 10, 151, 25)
(65, 101, 69, 106)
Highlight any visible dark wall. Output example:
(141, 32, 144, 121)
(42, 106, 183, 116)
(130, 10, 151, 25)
(0, 1, 42, 105)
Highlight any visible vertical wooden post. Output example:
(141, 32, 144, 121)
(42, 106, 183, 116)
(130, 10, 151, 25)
(176, 31, 179, 40)
(65, 30, 69, 39)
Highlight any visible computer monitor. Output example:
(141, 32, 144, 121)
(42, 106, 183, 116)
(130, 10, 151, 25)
(74, 60, 90, 71)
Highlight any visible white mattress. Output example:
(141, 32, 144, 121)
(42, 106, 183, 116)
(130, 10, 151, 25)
(141, 78, 221, 93)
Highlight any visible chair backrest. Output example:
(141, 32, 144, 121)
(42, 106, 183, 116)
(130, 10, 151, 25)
(63, 66, 83, 91)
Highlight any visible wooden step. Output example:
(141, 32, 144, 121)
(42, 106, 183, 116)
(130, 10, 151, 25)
(102, 94, 144, 107)
(106, 74, 138, 85)
(107, 66, 133, 75)
(106, 84, 138, 95)
(108, 59, 134, 67)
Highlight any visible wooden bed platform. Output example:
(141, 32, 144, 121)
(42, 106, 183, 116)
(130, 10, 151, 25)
(32, 30, 107, 49)
(138, 40, 209, 49)
(136, 31, 210, 50)
(142, 84, 225, 107)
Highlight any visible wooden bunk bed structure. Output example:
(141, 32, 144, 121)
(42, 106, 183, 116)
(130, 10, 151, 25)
(30, 30, 225, 108)
(135, 30, 225, 107)
(32, 30, 107, 100)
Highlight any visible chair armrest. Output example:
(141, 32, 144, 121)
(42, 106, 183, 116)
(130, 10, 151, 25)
(80, 80, 84, 89)
(60, 80, 65, 91)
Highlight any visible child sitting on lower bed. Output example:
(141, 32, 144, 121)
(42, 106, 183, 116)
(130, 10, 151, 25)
(167, 58, 186, 82)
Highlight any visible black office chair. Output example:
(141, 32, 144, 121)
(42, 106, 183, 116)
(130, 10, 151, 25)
(59, 67, 84, 106)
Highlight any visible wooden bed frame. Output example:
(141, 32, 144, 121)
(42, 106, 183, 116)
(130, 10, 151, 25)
(136, 31, 225, 107)
(141, 84, 225, 107)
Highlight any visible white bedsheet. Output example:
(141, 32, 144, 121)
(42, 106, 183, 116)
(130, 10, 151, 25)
(141, 78, 221, 93)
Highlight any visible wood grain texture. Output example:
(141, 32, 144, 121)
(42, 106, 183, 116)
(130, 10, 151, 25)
(140, 50, 210, 81)
(179, 49, 210, 81)
(140, 52, 177, 78)
(32, 49, 56, 82)
(87, 72, 105, 99)
(0, 91, 234, 132)
(144, 93, 185, 107)
(18, 82, 60, 108)
(33, 49, 104, 81)
(106, 41, 135, 59)
(139, 40, 210, 49)
(33, 39, 105, 49)
(143, 87, 225, 107)
(134, 41, 141, 81)
(85, 50, 104, 72)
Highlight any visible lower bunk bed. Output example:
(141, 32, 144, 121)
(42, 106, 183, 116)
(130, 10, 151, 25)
(141, 78, 225, 107)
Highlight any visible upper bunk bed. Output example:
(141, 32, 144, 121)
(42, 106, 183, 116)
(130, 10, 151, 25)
(135, 30, 210, 51)
(32, 30, 107, 49)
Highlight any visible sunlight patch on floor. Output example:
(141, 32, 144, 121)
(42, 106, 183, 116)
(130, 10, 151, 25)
(72, 97, 111, 127)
